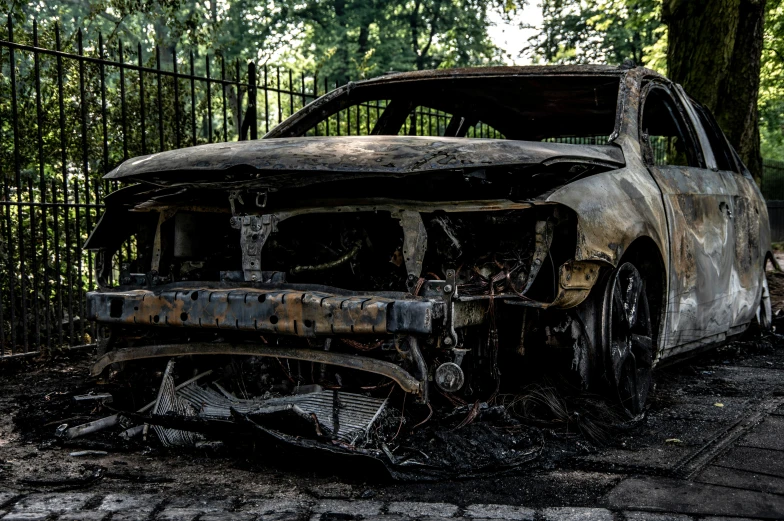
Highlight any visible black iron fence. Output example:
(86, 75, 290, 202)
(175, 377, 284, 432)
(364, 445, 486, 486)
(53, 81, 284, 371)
(762, 160, 784, 243)
(761, 159, 784, 200)
(0, 17, 340, 357)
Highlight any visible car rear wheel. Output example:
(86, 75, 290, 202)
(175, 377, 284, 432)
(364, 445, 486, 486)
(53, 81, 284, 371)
(603, 262, 654, 416)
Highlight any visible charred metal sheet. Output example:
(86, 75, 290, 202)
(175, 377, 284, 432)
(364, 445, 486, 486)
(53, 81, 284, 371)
(523, 220, 554, 294)
(86, 287, 434, 336)
(104, 136, 625, 187)
(499, 260, 601, 310)
(233, 214, 278, 281)
(400, 211, 428, 289)
(126, 199, 538, 216)
(550, 260, 602, 309)
(91, 342, 425, 395)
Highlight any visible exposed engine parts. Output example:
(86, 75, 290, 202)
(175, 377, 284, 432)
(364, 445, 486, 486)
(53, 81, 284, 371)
(87, 180, 605, 410)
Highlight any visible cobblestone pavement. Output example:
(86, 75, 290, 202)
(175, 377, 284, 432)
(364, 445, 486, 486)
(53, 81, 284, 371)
(0, 492, 771, 521)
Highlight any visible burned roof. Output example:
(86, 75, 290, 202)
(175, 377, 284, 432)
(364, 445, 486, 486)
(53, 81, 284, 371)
(364, 64, 630, 84)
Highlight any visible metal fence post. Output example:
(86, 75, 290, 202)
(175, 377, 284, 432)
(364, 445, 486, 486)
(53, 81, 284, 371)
(244, 61, 257, 140)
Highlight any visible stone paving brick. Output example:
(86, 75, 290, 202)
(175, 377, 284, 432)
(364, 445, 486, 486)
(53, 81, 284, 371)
(700, 518, 761, 521)
(540, 507, 614, 521)
(200, 514, 257, 521)
(0, 493, 19, 509)
(164, 496, 234, 513)
(97, 493, 161, 514)
(155, 507, 202, 521)
(11, 493, 95, 513)
(58, 512, 108, 520)
(361, 516, 409, 521)
(387, 502, 459, 518)
(307, 484, 355, 500)
(240, 498, 310, 515)
(416, 518, 470, 521)
(312, 500, 383, 516)
(464, 504, 535, 520)
(623, 512, 694, 521)
(255, 513, 309, 521)
(112, 512, 156, 521)
(0, 513, 50, 521)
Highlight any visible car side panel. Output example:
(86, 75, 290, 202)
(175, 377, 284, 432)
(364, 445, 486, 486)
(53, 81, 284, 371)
(724, 172, 769, 329)
(648, 165, 735, 352)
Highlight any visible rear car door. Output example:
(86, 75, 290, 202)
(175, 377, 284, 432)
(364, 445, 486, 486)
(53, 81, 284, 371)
(639, 81, 735, 356)
(688, 101, 766, 332)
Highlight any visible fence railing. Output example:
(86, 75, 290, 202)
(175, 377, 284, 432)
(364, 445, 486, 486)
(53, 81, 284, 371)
(761, 159, 784, 201)
(0, 17, 335, 357)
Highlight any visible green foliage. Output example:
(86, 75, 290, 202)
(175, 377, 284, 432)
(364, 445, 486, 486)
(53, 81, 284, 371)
(761, 0, 784, 161)
(528, 0, 662, 66)
(1, 0, 526, 82)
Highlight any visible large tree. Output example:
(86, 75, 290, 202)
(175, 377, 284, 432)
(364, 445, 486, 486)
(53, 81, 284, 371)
(663, 0, 767, 178)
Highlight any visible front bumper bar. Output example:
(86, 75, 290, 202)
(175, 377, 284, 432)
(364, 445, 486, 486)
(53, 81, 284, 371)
(86, 286, 435, 337)
(90, 342, 425, 395)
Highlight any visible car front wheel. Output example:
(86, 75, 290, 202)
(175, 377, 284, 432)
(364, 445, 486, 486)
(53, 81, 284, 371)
(602, 262, 654, 416)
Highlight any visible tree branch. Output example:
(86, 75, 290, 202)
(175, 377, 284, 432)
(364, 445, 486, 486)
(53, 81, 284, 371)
(420, 0, 444, 59)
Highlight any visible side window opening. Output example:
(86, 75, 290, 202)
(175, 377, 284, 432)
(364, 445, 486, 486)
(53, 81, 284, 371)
(691, 101, 741, 174)
(641, 86, 702, 168)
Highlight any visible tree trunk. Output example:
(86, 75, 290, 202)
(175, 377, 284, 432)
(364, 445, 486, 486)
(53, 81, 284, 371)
(663, 0, 766, 179)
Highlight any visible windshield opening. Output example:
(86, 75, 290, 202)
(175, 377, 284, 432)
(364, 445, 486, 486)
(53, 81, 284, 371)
(269, 75, 621, 142)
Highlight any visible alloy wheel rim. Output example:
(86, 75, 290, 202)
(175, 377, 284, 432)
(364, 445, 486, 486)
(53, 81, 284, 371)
(607, 263, 653, 416)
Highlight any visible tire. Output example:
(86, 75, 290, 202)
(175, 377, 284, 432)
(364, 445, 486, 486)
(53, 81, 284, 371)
(755, 271, 772, 331)
(602, 262, 654, 416)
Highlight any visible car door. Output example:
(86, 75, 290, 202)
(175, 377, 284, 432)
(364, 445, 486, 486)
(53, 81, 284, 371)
(687, 101, 765, 332)
(639, 81, 735, 356)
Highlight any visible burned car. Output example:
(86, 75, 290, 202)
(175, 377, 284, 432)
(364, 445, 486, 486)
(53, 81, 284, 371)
(83, 65, 772, 471)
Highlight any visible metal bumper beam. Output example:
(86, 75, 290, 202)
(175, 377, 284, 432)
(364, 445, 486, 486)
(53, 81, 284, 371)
(91, 342, 424, 395)
(86, 287, 434, 337)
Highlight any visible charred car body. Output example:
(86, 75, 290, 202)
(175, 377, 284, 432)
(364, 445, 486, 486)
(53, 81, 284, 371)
(83, 66, 772, 467)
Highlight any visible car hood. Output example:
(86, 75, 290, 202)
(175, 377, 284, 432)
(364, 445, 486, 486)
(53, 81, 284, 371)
(104, 135, 625, 187)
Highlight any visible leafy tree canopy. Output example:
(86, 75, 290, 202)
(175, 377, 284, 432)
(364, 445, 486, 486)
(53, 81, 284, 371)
(3, 0, 526, 81)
